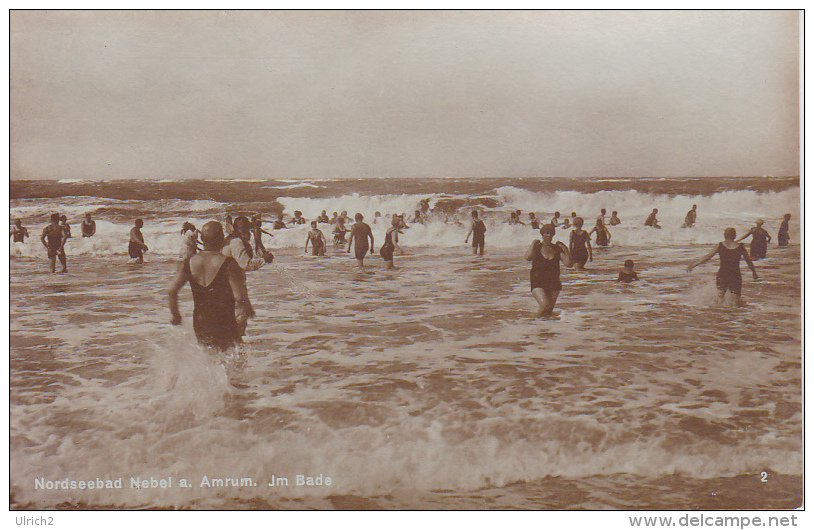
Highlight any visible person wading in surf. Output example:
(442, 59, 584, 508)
(168, 221, 255, 351)
(687, 227, 758, 307)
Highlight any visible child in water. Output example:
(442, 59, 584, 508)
(617, 259, 639, 283)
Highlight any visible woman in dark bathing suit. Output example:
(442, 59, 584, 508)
(777, 213, 791, 247)
(526, 223, 573, 317)
(687, 227, 758, 307)
(380, 216, 402, 270)
(168, 221, 255, 351)
(737, 219, 771, 260)
(589, 218, 610, 247)
(569, 217, 592, 271)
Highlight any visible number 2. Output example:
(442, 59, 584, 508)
(760, 471, 768, 482)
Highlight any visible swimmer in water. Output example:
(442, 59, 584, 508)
(465, 210, 487, 256)
(380, 215, 403, 270)
(81, 213, 96, 237)
(128, 218, 148, 264)
(305, 221, 327, 256)
(617, 259, 639, 283)
(11, 218, 29, 243)
(644, 208, 661, 228)
(251, 215, 274, 256)
(41, 213, 66, 273)
(608, 211, 621, 226)
(569, 217, 592, 271)
(687, 227, 758, 307)
(777, 213, 792, 247)
(180, 221, 200, 260)
(347, 213, 374, 269)
(682, 205, 698, 228)
(589, 218, 611, 247)
(737, 219, 772, 260)
(222, 215, 272, 271)
(168, 221, 255, 352)
(273, 213, 287, 230)
(525, 223, 573, 317)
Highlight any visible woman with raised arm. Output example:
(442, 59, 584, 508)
(687, 227, 758, 307)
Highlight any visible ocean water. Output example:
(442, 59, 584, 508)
(8, 177, 802, 509)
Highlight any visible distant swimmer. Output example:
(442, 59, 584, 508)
(569, 217, 592, 271)
(180, 222, 200, 260)
(396, 214, 409, 230)
(561, 218, 571, 229)
(292, 211, 306, 225)
(419, 198, 431, 214)
(251, 215, 273, 255)
(273, 213, 287, 230)
(168, 221, 255, 352)
(777, 213, 792, 247)
(597, 208, 607, 225)
(525, 224, 573, 317)
(465, 210, 487, 256)
(687, 227, 758, 307)
(222, 215, 272, 271)
(551, 211, 561, 227)
(528, 212, 540, 230)
(644, 208, 661, 228)
(589, 218, 611, 246)
(737, 219, 771, 260)
(81, 213, 96, 237)
(617, 259, 639, 283)
(41, 213, 66, 273)
(608, 211, 621, 226)
(508, 212, 519, 225)
(413, 210, 424, 224)
(333, 218, 348, 245)
(128, 218, 148, 264)
(380, 215, 403, 270)
(305, 221, 327, 256)
(347, 213, 375, 269)
(682, 204, 698, 228)
(11, 218, 29, 242)
(317, 210, 330, 224)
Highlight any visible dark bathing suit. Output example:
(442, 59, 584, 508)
(351, 224, 371, 260)
(595, 227, 609, 246)
(42, 225, 63, 258)
(128, 241, 143, 259)
(184, 256, 242, 351)
(310, 232, 325, 255)
(570, 230, 589, 266)
(472, 220, 486, 253)
(380, 227, 397, 261)
(529, 243, 562, 294)
(716, 243, 744, 297)
(749, 228, 770, 260)
(778, 220, 789, 246)
(82, 221, 95, 237)
(618, 271, 638, 283)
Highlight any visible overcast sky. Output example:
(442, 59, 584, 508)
(9, 10, 800, 180)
